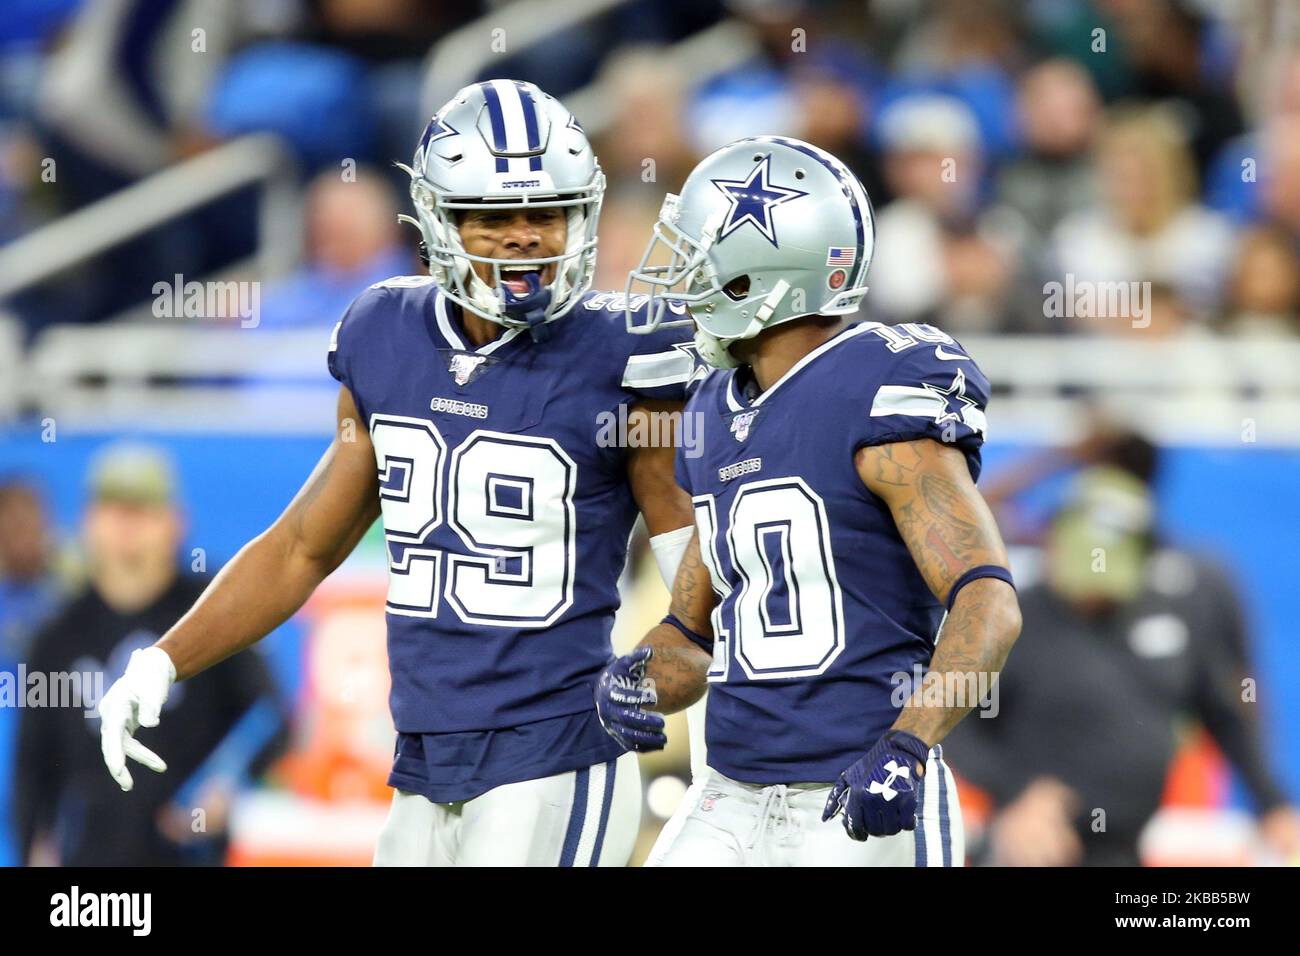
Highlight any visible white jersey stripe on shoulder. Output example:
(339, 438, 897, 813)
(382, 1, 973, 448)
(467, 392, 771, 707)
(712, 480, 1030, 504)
(622, 350, 694, 388)
(871, 384, 988, 435)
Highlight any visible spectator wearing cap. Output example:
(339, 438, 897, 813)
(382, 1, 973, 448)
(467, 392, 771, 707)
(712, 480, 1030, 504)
(13, 443, 287, 866)
(945, 465, 1300, 866)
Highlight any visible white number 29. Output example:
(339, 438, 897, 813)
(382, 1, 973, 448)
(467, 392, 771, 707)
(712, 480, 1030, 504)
(370, 415, 577, 628)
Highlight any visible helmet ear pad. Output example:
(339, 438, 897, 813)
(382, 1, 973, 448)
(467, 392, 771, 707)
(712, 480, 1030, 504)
(720, 274, 751, 301)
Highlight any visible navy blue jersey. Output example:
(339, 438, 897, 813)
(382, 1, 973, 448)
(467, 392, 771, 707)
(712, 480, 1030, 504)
(676, 321, 991, 784)
(327, 278, 695, 796)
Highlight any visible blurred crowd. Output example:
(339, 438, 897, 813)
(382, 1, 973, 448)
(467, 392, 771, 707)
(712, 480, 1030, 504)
(3, 0, 1300, 341)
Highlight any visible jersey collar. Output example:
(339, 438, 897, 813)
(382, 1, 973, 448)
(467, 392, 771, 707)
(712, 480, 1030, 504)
(724, 321, 879, 411)
(433, 287, 524, 355)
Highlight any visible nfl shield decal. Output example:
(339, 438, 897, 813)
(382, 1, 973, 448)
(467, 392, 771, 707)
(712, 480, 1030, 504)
(444, 350, 493, 386)
(728, 408, 761, 442)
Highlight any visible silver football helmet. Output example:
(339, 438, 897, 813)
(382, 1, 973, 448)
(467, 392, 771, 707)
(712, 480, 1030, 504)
(626, 136, 874, 367)
(397, 80, 605, 331)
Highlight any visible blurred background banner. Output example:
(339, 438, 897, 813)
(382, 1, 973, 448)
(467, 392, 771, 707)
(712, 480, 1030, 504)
(2, 0, 1299, 866)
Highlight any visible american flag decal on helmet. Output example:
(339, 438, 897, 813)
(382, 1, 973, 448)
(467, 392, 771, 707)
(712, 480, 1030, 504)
(826, 247, 856, 267)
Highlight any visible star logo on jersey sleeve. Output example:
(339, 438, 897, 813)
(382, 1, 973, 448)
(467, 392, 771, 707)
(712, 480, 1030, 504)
(922, 368, 980, 427)
(669, 340, 710, 386)
(710, 155, 808, 247)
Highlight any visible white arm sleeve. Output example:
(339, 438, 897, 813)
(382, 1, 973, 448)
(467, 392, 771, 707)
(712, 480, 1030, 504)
(649, 524, 694, 590)
(648, 524, 709, 785)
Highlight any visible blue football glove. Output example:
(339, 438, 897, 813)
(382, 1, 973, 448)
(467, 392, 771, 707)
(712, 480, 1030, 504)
(594, 647, 667, 753)
(822, 730, 930, 841)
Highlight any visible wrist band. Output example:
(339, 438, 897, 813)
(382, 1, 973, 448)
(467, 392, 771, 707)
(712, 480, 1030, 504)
(661, 613, 714, 653)
(946, 565, 1015, 611)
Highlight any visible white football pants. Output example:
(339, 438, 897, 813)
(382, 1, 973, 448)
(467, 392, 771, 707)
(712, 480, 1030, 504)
(373, 750, 641, 866)
(646, 746, 963, 867)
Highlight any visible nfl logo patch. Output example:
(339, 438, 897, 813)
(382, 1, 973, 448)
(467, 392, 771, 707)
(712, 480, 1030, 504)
(730, 409, 760, 442)
(447, 352, 488, 386)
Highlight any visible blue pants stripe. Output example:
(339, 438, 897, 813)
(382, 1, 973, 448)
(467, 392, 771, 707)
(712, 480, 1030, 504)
(589, 759, 618, 867)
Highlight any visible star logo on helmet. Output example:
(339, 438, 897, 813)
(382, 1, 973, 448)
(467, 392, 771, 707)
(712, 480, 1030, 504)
(414, 115, 460, 173)
(419, 114, 459, 150)
(922, 368, 980, 427)
(711, 155, 808, 248)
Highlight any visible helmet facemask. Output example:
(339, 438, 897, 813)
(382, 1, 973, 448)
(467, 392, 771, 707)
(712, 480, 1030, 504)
(627, 195, 824, 368)
(399, 165, 605, 331)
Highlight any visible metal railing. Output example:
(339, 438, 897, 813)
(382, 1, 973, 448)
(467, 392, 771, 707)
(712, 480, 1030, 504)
(11, 325, 1300, 443)
(22, 323, 336, 434)
(0, 134, 301, 301)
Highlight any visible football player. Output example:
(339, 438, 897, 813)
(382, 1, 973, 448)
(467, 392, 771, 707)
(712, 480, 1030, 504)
(598, 136, 1022, 866)
(96, 81, 700, 866)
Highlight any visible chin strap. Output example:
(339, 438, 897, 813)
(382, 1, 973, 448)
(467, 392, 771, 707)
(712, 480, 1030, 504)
(694, 326, 741, 369)
(502, 272, 555, 343)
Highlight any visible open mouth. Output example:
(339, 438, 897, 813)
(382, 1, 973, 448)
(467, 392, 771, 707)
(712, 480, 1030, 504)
(499, 263, 552, 295)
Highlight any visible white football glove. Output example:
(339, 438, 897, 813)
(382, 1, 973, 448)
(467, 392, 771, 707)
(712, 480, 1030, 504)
(98, 646, 177, 791)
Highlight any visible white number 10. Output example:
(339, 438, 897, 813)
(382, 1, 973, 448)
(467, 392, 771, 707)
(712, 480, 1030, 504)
(695, 477, 846, 681)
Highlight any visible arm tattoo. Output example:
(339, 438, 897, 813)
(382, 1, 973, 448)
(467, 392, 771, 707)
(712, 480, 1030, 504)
(893, 578, 1019, 745)
(857, 439, 1022, 746)
(669, 536, 716, 637)
(640, 624, 710, 713)
(861, 440, 1004, 602)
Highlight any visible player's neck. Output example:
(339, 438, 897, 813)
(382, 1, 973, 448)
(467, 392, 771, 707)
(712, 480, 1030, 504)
(452, 303, 505, 349)
(738, 316, 849, 394)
